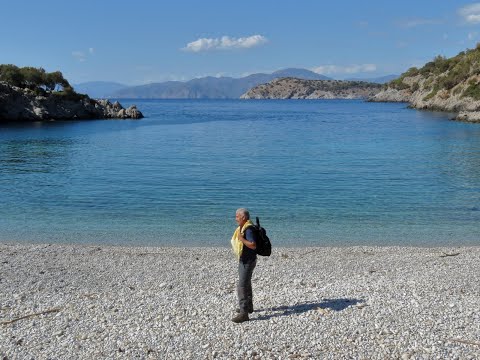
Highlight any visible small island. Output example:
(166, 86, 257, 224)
(370, 44, 480, 123)
(240, 77, 383, 99)
(0, 65, 143, 122)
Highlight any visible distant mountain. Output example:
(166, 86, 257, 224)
(74, 81, 128, 99)
(346, 74, 399, 84)
(110, 68, 332, 99)
(270, 68, 331, 80)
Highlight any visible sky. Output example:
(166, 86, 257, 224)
(1, 0, 480, 85)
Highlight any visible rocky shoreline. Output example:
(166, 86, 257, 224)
(1, 243, 479, 359)
(0, 82, 143, 122)
(369, 87, 480, 123)
(368, 46, 480, 124)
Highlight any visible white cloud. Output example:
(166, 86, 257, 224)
(72, 51, 86, 62)
(72, 48, 95, 62)
(468, 31, 478, 40)
(182, 35, 268, 52)
(311, 64, 377, 75)
(459, 3, 480, 24)
(397, 18, 443, 28)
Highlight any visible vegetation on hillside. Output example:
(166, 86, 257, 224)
(274, 78, 382, 90)
(0, 64, 87, 100)
(388, 43, 480, 101)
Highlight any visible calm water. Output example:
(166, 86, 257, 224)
(1, 99, 479, 246)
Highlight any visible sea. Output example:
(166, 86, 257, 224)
(0, 99, 479, 247)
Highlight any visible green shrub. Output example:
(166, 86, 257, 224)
(52, 87, 88, 101)
(462, 82, 480, 100)
(436, 61, 471, 89)
(423, 85, 440, 101)
(390, 78, 410, 90)
(403, 67, 420, 78)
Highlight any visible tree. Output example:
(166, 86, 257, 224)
(0, 65, 73, 93)
(19, 67, 45, 89)
(0, 64, 24, 87)
(45, 71, 70, 91)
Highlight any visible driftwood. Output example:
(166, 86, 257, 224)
(439, 252, 461, 258)
(450, 338, 480, 347)
(0, 308, 61, 325)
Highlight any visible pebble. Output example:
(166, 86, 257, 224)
(0, 244, 479, 359)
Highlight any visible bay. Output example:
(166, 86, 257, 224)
(0, 99, 479, 246)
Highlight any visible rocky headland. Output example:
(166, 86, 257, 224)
(370, 45, 480, 123)
(240, 77, 383, 99)
(0, 81, 143, 122)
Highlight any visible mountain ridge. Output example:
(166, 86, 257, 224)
(75, 69, 397, 100)
(78, 68, 331, 99)
(74, 81, 128, 99)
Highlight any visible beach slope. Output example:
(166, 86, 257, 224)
(0, 244, 479, 359)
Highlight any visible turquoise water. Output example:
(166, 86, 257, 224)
(0, 99, 479, 246)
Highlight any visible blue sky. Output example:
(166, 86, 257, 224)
(1, 0, 480, 85)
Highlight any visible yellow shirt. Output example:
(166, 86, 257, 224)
(230, 220, 254, 258)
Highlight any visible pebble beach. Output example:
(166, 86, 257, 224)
(1, 243, 479, 359)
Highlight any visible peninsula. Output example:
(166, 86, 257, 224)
(371, 44, 480, 123)
(240, 78, 383, 99)
(0, 65, 143, 122)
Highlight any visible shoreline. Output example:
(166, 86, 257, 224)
(2, 235, 479, 249)
(1, 243, 479, 359)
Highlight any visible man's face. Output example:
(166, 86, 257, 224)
(235, 212, 246, 227)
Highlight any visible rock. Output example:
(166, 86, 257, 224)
(112, 101, 122, 111)
(125, 105, 143, 119)
(456, 111, 480, 123)
(0, 81, 144, 122)
(117, 109, 127, 118)
(369, 88, 411, 103)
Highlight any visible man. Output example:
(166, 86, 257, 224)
(230, 208, 258, 323)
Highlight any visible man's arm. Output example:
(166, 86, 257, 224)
(239, 227, 257, 250)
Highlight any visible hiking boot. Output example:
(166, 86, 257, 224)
(236, 308, 253, 314)
(231, 312, 249, 323)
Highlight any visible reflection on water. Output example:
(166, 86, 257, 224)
(0, 99, 479, 246)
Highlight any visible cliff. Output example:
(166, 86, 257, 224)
(370, 45, 480, 123)
(0, 82, 143, 122)
(240, 78, 382, 99)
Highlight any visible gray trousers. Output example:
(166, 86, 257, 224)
(238, 259, 257, 313)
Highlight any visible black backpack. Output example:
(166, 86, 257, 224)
(253, 216, 271, 256)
